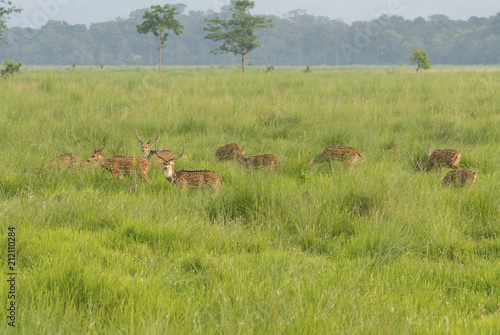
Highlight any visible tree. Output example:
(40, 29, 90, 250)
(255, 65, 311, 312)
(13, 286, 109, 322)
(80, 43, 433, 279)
(0, 59, 22, 77)
(0, 0, 22, 43)
(204, 0, 274, 74)
(410, 49, 431, 72)
(136, 4, 184, 73)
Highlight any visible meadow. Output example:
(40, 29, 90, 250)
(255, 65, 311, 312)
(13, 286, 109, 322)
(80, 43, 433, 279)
(0, 66, 499, 334)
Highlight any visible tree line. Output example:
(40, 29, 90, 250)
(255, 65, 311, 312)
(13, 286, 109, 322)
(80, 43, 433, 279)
(1, 6, 500, 67)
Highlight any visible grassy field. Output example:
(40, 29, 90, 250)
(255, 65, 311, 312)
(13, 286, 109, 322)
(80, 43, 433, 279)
(0, 66, 499, 334)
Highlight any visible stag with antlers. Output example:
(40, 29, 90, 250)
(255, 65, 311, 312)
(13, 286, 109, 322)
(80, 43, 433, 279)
(155, 141, 223, 189)
(87, 139, 151, 182)
(407, 147, 460, 173)
(135, 130, 174, 165)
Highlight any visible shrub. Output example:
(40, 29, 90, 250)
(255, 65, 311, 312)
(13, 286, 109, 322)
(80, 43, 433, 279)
(0, 59, 22, 78)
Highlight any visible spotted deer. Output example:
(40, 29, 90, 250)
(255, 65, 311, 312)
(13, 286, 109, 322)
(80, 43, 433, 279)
(135, 130, 174, 165)
(87, 139, 151, 182)
(408, 147, 460, 173)
(310, 146, 364, 168)
(34, 153, 84, 172)
(236, 149, 278, 172)
(215, 143, 240, 162)
(155, 141, 223, 189)
(442, 170, 477, 189)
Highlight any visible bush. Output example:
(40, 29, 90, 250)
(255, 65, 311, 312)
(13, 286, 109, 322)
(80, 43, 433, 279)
(0, 59, 22, 77)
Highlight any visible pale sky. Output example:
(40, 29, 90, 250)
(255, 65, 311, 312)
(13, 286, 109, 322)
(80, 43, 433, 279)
(8, 0, 500, 28)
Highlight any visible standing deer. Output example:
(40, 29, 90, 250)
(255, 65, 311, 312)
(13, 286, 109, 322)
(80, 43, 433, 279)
(310, 146, 364, 168)
(135, 130, 174, 165)
(407, 147, 460, 173)
(442, 170, 477, 189)
(236, 148, 278, 172)
(87, 139, 151, 182)
(215, 143, 240, 162)
(155, 141, 223, 189)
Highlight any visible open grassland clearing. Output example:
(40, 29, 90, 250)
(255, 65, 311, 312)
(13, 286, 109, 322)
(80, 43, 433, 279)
(0, 67, 499, 333)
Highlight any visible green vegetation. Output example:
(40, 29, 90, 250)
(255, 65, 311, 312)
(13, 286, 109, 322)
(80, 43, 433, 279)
(136, 4, 184, 73)
(0, 67, 499, 333)
(410, 49, 432, 72)
(4, 11, 500, 66)
(0, 0, 21, 42)
(204, 0, 274, 74)
(0, 59, 21, 77)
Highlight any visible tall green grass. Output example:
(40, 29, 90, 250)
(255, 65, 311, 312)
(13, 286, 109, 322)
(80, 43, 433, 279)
(0, 67, 499, 334)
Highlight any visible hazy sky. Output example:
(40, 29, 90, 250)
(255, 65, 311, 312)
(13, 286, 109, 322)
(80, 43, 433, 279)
(8, 0, 500, 28)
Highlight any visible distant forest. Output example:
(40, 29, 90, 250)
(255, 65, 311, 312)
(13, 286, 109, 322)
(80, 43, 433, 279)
(2, 6, 500, 66)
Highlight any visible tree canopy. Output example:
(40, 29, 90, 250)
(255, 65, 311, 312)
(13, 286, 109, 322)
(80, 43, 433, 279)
(2, 9, 500, 67)
(410, 49, 432, 72)
(203, 0, 274, 74)
(136, 4, 184, 72)
(0, 0, 21, 42)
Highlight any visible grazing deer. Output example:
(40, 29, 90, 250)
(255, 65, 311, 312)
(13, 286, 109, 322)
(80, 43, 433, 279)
(236, 149, 278, 172)
(34, 153, 84, 172)
(155, 141, 223, 189)
(310, 146, 364, 168)
(135, 130, 174, 165)
(442, 170, 477, 189)
(87, 139, 151, 182)
(67, 159, 100, 171)
(408, 147, 460, 173)
(215, 143, 240, 162)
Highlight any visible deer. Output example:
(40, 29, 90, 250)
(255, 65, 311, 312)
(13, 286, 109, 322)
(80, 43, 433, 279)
(215, 143, 241, 162)
(87, 139, 151, 183)
(34, 153, 84, 172)
(310, 146, 364, 168)
(407, 147, 460, 173)
(155, 141, 223, 189)
(135, 130, 174, 165)
(442, 170, 477, 189)
(236, 148, 278, 172)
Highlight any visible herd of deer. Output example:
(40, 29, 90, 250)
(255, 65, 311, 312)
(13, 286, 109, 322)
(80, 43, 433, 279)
(33, 131, 478, 190)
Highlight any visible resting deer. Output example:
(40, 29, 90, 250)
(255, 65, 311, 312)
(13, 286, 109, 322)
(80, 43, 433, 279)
(34, 153, 84, 172)
(442, 170, 477, 189)
(87, 139, 151, 182)
(155, 141, 223, 189)
(310, 146, 364, 168)
(135, 130, 174, 165)
(215, 143, 241, 162)
(408, 147, 460, 173)
(236, 149, 278, 172)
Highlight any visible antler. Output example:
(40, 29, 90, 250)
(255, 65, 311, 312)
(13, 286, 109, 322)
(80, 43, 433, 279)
(173, 138, 185, 161)
(422, 146, 432, 169)
(95, 138, 106, 153)
(154, 142, 165, 163)
(135, 130, 144, 144)
(147, 132, 160, 145)
(407, 151, 423, 171)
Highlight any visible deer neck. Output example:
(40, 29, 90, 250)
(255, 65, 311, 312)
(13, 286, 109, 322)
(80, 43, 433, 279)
(236, 154, 247, 165)
(97, 156, 113, 171)
(164, 167, 176, 183)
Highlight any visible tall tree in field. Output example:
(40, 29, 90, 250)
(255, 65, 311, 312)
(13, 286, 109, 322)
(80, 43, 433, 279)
(136, 4, 184, 73)
(204, 0, 274, 74)
(410, 49, 431, 72)
(0, 0, 22, 43)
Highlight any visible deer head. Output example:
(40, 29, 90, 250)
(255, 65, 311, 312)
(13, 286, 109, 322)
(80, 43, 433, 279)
(136, 130, 160, 158)
(87, 139, 106, 163)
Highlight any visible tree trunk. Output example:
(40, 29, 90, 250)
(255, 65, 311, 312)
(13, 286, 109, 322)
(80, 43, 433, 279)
(158, 35, 162, 73)
(241, 45, 246, 75)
